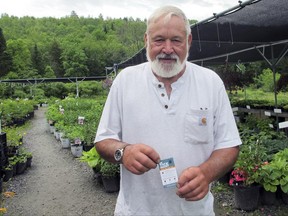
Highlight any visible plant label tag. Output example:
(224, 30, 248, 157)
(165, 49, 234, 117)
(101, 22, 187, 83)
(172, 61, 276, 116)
(159, 157, 178, 188)
(264, 111, 271, 116)
(274, 108, 282, 114)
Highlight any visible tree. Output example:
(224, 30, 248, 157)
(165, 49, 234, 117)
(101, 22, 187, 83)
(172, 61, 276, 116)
(0, 28, 12, 77)
(49, 41, 64, 77)
(31, 44, 45, 76)
(70, 11, 79, 18)
(44, 65, 56, 78)
(62, 46, 89, 77)
(6, 39, 33, 78)
(253, 68, 281, 92)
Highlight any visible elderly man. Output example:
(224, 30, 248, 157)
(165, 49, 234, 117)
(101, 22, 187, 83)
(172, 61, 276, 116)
(95, 5, 241, 216)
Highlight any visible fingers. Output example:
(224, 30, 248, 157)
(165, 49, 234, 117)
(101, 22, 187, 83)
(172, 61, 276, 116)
(141, 147, 161, 165)
(123, 144, 160, 175)
(176, 167, 209, 201)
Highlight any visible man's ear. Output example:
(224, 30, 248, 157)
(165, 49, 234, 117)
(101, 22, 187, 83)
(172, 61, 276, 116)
(188, 33, 192, 48)
(144, 33, 148, 47)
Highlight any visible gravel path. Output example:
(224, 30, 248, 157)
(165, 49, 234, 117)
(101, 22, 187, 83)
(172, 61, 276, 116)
(2, 107, 117, 216)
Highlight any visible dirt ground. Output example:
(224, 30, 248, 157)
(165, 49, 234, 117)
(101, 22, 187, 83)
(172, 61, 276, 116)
(2, 107, 117, 216)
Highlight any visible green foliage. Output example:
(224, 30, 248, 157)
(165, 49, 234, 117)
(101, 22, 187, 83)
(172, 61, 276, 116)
(253, 68, 281, 92)
(0, 99, 36, 126)
(4, 126, 24, 147)
(255, 148, 288, 193)
(78, 147, 104, 169)
(0, 15, 147, 78)
(0, 27, 12, 77)
(46, 97, 104, 144)
(262, 138, 288, 161)
(100, 161, 120, 177)
(238, 115, 286, 142)
(274, 149, 288, 193)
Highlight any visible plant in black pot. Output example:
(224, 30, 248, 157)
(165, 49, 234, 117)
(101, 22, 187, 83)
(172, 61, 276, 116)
(229, 139, 267, 211)
(15, 155, 27, 175)
(19, 147, 33, 168)
(2, 164, 13, 182)
(100, 161, 120, 193)
(78, 147, 105, 184)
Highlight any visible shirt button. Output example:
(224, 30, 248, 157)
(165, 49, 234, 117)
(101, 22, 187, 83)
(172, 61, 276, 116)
(161, 93, 165, 97)
(164, 105, 168, 109)
(158, 84, 162, 88)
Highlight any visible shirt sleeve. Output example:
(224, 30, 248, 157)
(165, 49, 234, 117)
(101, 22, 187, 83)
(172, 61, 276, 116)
(213, 83, 242, 150)
(94, 77, 122, 143)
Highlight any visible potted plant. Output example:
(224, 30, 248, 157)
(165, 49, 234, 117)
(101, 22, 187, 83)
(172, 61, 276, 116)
(100, 161, 120, 193)
(78, 147, 105, 184)
(229, 139, 267, 211)
(2, 164, 13, 182)
(253, 161, 278, 205)
(78, 147, 104, 171)
(66, 126, 84, 157)
(8, 156, 18, 176)
(18, 147, 33, 168)
(15, 155, 27, 175)
(271, 148, 288, 204)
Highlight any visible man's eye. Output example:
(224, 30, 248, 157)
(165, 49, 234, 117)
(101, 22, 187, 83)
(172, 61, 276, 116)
(172, 39, 181, 42)
(155, 39, 164, 42)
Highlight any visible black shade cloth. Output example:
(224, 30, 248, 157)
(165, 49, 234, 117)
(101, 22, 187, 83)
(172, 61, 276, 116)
(117, 0, 288, 68)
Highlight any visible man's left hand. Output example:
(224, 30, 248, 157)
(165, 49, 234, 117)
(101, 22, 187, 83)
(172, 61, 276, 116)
(176, 166, 209, 201)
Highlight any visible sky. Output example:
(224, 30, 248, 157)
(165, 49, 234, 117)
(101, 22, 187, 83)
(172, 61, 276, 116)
(1, 0, 241, 21)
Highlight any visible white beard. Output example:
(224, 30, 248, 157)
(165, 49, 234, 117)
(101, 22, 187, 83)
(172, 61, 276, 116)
(147, 51, 188, 78)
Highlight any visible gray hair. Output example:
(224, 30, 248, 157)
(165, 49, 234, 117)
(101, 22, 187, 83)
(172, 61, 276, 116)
(146, 5, 191, 37)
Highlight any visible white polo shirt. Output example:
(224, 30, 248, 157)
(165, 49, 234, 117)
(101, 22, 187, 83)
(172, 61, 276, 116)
(95, 62, 241, 216)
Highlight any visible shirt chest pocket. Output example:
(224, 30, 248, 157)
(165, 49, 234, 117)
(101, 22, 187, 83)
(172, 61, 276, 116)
(184, 109, 213, 144)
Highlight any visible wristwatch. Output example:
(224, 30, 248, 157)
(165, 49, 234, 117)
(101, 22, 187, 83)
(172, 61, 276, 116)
(114, 145, 129, 163)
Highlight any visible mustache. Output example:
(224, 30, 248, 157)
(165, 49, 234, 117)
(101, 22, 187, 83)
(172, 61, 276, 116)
(156, 53, 179, 60)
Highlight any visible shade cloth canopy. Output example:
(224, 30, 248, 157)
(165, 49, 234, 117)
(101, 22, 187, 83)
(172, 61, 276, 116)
(117, 0, 288, 68)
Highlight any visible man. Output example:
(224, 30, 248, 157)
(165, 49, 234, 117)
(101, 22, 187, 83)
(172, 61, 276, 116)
(95, 5, 241, 216)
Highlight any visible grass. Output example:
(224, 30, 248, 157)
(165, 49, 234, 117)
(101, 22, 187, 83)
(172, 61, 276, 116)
(229, 88, 288, 108)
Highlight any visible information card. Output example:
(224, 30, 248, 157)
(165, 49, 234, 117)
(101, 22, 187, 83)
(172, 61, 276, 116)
(159, 157, 178, 188)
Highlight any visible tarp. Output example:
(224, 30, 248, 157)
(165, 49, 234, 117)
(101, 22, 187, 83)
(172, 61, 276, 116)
(117, 0, 288, 68)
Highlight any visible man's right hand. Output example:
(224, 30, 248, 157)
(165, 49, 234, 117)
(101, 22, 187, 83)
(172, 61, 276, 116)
(122, 144, 160, 175)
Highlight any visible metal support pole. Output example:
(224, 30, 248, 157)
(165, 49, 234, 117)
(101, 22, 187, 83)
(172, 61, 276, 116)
(76, 79, 79, 98)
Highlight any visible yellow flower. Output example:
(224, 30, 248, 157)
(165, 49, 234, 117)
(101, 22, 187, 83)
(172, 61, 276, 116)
(3, 191, 15, 198)
(0, 208, 7, 213)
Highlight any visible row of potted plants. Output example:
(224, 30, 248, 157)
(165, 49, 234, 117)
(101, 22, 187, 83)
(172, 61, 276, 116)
(48, 123, 120, 193)
(45, 97, 120, 192)
(2, 147, 33, 182)
(45, 97, 106, 154)
(0, 99, 39, 127)
(228, 114, 288, 211)
(0, 119, 33, 183)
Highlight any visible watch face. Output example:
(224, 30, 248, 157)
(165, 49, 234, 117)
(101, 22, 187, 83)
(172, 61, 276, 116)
(115, 149, 122, 161)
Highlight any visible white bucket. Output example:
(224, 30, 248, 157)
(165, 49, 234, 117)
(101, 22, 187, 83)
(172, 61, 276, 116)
(61, 138, 70, 148)
(71, 144, 83, 157)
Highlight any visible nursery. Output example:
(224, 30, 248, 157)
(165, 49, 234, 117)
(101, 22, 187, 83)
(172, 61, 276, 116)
(1, 90, 288, 214)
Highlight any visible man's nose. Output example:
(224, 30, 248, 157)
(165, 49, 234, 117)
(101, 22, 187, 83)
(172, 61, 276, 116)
(162, 40, 174, 54)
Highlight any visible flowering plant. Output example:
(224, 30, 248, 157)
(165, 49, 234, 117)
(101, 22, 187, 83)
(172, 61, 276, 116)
(229, 139, 267, 187)
(229, 168, 248, 186)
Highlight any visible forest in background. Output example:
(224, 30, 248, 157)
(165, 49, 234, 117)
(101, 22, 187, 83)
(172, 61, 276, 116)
(0, 11, 158, 79)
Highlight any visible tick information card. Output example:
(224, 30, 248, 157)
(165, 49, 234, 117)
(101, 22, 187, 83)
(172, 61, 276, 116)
(159, 157, 178, 188)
